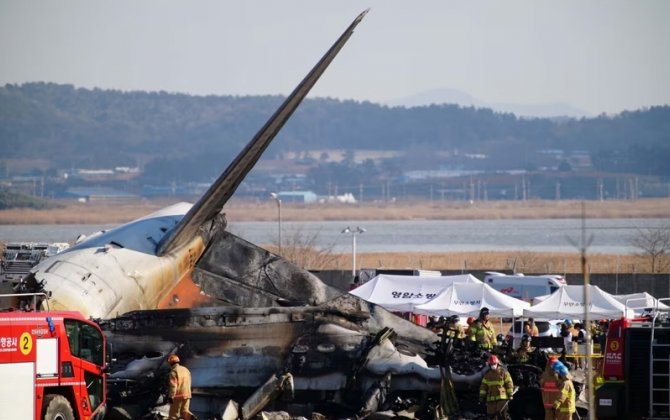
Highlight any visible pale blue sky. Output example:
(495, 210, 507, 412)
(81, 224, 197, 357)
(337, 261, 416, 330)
(1, 1, 668, 115)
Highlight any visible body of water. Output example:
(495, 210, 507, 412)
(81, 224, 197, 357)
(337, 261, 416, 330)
(1, 218, 668, 254)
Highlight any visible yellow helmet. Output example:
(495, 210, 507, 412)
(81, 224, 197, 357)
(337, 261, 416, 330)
(168, 354, 180, 364)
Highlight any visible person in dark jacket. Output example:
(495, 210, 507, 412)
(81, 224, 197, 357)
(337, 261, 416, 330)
(515, 334, 534, 363)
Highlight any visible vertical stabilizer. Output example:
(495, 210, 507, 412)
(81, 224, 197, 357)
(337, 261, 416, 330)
(158, 10, 368, 256)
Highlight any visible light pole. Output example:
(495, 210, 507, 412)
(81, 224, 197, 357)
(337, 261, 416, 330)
(270, 193, 282, 254)
(341, 226, 365, 277)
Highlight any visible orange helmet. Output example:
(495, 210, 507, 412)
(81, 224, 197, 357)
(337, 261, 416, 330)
(488, 355, 499, 365)
(467, 316, 475, 325)
(168, 354, 180, 365)
(548, 355, 559, 366)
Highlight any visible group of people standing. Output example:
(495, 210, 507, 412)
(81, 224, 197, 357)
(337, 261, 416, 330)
(163, 305, 582, 420)
(427, 306, 498, 347)
(478, 344, 577, 420)
(436, 307, 577, 419)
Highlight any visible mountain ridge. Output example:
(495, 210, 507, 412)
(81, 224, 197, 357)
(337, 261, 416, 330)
(385, 87, 590, 118)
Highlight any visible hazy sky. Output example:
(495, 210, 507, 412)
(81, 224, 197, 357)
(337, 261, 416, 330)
(1, 1, 669, 115)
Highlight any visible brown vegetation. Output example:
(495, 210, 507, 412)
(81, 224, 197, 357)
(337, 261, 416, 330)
(263, 247, 656, 274)
(204, 198, 670, 221)
(1, 197, 669, 225)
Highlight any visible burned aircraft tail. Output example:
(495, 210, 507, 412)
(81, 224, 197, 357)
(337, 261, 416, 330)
(157, 10, 369, 257)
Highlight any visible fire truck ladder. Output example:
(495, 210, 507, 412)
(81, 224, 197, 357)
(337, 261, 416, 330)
(649, 297, 670, 419)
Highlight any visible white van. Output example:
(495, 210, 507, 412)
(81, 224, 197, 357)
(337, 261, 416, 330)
(484, 272, 565, 302)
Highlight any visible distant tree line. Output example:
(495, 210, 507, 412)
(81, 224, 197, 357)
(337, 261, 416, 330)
(1, 82, 669, 187)
(0, 188, 63, 210)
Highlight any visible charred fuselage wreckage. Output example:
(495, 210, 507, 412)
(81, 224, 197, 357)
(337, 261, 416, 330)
(101, 233, 448, 419)
(16, 10, 568, 419)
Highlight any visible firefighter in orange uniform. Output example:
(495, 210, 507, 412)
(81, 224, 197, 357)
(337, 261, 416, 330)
(552, 361, 576, 420)
(540, 356, 560, 420)
(479, 354, 514, 419)
(167, 354, 193, 420)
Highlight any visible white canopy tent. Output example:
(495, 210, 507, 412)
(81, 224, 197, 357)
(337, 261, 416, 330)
(348, 274, 482, 312)
(414, 282, 530, 317)
(523, 285, 635, 320)
(531, 293, 552, 304)
(613, 292, 670, 314)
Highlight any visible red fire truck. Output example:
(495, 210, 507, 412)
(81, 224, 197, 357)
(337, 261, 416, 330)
(596, 300, 670, 419)
(0, 294, 106, 420)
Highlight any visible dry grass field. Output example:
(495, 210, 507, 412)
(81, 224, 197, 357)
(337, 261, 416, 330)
(1, 197, 669, 224)
(267, 246, 660, 274)
(2, 198, 668, 273)
(350, 251, 654, 274)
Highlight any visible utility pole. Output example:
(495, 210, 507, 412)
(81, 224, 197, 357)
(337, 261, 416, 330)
(341, 226, 365, 277)
(270, 193, 282, 254)
(568, 202, 595, 420)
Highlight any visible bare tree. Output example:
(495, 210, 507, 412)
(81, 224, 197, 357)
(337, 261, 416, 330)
(510, 252, 542, 273)
(270, 227, 338, 270)
(630, 225, 670, 273)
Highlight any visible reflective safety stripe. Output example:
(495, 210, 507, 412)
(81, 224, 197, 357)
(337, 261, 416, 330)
(36, 381, 85, 387)
(541, 372, 561, 408)
(480, 368, 513, 402)
(553, 379, 576, 413)
(0, 317, 64, 322)
(475, 323, 496, 348)
(482, 380, 504, 386)
(173, 392, 190, 398)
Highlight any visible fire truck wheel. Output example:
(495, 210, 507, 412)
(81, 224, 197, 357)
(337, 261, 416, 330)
(42, 394, 75, 420)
